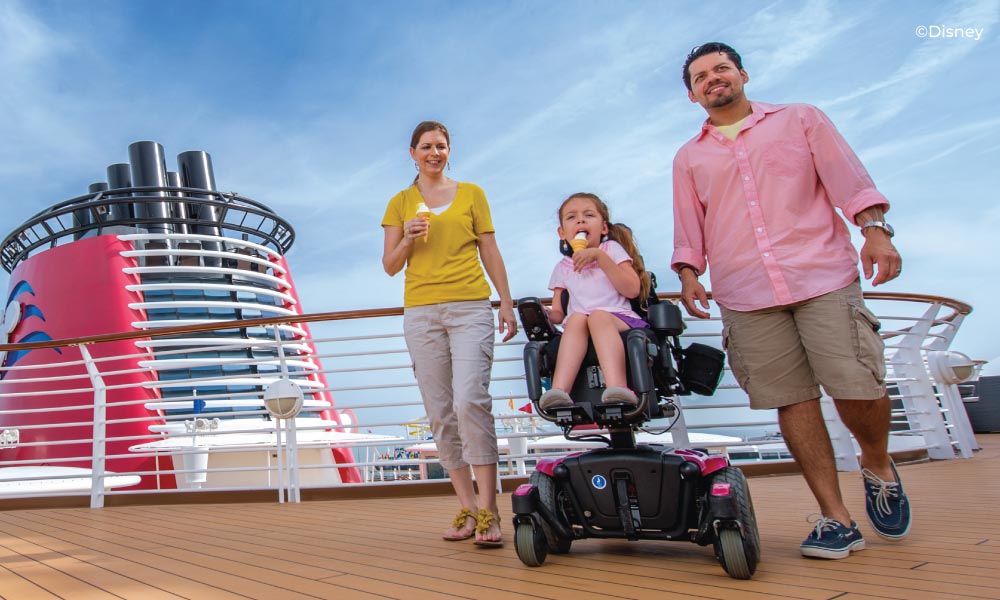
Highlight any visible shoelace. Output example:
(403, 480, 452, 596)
(862, 468, 899, 516)
(806, 514, 841, 538)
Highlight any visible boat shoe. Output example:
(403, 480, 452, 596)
(800, 516, 865, 559)
(862, 461, 912, 540)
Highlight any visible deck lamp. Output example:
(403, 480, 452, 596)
(928, 351, 980, 384)
(263, 379, 304, 419)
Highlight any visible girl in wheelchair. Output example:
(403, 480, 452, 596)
(539, 192, 652, 412)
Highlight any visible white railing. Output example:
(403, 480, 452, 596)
(0, 292, 978, 507)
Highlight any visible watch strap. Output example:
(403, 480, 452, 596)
(861, 220, 894, 237)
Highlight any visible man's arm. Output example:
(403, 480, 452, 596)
(671, 151, 712, 318)
(803, 105, 902, 286)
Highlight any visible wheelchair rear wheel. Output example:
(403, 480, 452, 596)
(529, 471, 573, 553)
(709, 466, 761, 579)
(515, 522, 548, 567)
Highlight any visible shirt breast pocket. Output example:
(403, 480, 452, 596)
(761, 140, 814, 178)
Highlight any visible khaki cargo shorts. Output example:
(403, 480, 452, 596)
(720, 279, 887, 409)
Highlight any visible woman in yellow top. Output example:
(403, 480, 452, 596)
(382, 121, 517, 547)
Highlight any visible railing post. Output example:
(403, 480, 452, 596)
(928, 348, 979, 457)
(670, 400, 691, 448)
(922, 313, 978, 456)
(889, 304, 955, 459)
(79, 345, 107, 508)
(271, 327, 300, 503)
(821, 395, 859, 471)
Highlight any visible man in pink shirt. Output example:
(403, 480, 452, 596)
(672, 42, 910, 560)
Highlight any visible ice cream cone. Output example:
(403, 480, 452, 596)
(416, 203, 432, 241)
(569, 232, 588, 252)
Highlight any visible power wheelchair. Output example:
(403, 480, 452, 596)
(511, 277, 761, 579)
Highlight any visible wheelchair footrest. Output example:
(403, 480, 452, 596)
(547, 402, 594, 426)
(595, 404, 627, 423)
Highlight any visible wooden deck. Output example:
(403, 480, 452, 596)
(0, 435, 997, 600)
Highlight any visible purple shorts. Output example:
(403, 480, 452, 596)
(615, 313, 648, 329)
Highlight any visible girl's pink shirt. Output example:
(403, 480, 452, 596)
(548, 240, 642, 320)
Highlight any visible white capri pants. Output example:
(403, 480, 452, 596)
(403, 299, 498, 470)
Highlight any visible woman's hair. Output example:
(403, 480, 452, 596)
(410, 121, 450, 184)
(558, 192, 652, 306)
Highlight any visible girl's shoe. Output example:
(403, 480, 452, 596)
(601, 386, 638, 406)
(539, 388, 573, 411)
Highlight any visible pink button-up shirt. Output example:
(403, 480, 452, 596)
(671, 102, 889, 311)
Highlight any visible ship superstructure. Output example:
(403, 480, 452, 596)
(0, 141, 360, 489)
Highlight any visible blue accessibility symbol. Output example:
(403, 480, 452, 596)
(591, 475, 607, 490)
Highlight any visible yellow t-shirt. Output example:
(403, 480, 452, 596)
(715, 116, 748, 141)
(382, 182, 495, 307)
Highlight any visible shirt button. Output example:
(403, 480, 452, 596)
(738, 152, 745, 157)
(756, 227, 763, 233)
(763, 252, 770, 257)
(743, 175, 750, 181)
(750, 201, 757, 206)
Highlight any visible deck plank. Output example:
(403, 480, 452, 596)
(0, 434, 996, 600)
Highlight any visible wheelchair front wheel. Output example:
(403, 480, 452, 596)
(709, 466, 761, 579)
(529, 471, 573, 554)
(716, 528, 752, 579)
(515, 522, 548, 567)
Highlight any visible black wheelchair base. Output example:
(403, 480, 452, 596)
(512, 291, 759, 578)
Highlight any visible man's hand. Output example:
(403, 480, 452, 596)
(680, 271, 711, 318)
(860, 229, 902, 287)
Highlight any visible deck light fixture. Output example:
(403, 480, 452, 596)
(263, 379, 304, 419)
(928, 350, 980, 385)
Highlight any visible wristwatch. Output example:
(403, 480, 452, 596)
(861, 221, 895, 238)
(676, 264, 699, 279)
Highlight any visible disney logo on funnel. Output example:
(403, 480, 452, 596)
(915, 25, 984, 40)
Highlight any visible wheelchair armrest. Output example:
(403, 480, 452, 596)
(624, 329, 656, 395)
(523, 341, 546, 401)
(647, 301, 686, 337)
(517, 296, 558, 342)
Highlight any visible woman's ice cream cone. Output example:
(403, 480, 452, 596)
(416, 203, 432, 241)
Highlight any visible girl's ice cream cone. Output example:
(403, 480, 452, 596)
(569, 231, 588, 252)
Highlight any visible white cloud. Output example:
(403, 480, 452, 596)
(822, 0, 1000, 128)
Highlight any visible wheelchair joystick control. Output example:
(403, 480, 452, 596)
(516, 297, 557, 342)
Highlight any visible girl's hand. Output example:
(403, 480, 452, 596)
(572, 247, 602, 272)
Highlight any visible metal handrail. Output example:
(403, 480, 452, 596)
(0, 292, 972, 354)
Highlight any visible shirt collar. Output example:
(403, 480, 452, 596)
(697, 101, 788, 140)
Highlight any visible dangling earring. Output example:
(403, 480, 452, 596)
(414, 162, 419, 172)
(600, 233, 609, 242)
(447, 161, 452, 171)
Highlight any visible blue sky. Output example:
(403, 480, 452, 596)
(1, 0, 998, 364)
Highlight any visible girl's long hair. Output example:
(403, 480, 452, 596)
(558, 192, 652, 306)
